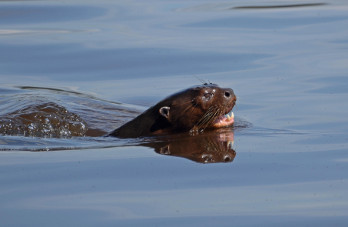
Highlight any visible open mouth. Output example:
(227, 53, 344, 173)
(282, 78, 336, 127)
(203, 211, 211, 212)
(212, 110, 234, 128)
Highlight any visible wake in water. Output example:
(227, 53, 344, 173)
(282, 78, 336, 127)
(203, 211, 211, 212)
(0, 102, 87, 137)
(0, 86, 142, 138)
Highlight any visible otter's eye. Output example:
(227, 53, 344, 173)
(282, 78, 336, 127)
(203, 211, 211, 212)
(203, 92, 212, 101)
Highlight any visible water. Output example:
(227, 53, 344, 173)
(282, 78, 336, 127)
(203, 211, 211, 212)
(1, 0, 348, 226)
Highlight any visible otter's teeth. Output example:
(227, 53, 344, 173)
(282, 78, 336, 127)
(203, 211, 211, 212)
(227, 140, 234, 149)
(225, 111, 234, 120)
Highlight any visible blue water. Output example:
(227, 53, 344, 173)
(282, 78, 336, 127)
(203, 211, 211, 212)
(1, 0, 348, 226)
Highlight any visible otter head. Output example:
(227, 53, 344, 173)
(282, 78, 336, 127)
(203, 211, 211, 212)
(157, 83, 236, 134)
(109, 83, 237, 138)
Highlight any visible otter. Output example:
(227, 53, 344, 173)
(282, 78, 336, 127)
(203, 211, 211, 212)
(109, 83, 236, 138)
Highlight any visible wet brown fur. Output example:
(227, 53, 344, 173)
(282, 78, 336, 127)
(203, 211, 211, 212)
(109, 83, 236, 138)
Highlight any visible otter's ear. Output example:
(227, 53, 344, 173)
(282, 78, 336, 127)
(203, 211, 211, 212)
(159, 106, 170, 119)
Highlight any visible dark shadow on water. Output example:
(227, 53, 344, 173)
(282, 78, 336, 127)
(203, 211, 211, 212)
(233, 3, 327, 10)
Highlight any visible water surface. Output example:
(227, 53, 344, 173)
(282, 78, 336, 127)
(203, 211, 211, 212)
(1, 0, 348, 226)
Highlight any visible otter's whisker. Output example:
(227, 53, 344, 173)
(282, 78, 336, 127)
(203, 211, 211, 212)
(200, 108, 223, 130)
(195, 106, 221, 129)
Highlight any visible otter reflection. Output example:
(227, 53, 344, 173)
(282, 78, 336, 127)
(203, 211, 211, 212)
(143, 129, 236, 164)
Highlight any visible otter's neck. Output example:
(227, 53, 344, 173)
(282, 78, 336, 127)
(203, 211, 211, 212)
(108, 105, 171, 138)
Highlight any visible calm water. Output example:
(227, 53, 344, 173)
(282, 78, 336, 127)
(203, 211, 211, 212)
(1, 0, 348, 226)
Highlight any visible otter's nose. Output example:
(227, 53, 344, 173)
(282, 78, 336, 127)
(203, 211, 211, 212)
(223, 88, 235, 100)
